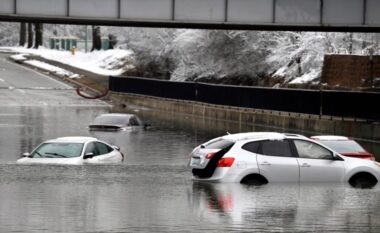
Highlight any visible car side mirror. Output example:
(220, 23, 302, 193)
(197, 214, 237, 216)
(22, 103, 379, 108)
(83, 152, 94, 159)
(22, 152, 30, 157)
(332, 153, 344, 161)
(112, 145, 120, 151)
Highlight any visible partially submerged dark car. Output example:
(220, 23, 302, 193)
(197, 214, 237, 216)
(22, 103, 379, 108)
(89, 113, 145, 131)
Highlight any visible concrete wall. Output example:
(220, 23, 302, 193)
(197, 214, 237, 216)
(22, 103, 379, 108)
(110, 92, 380, 141)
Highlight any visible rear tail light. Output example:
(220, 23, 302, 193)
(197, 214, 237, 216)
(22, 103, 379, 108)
(217, 157, 235, 167)
(205, 152, 216, 159)
(359, 153, 375, 161)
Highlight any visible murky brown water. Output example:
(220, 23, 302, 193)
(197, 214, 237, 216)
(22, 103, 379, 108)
(0, 104, 379, 232)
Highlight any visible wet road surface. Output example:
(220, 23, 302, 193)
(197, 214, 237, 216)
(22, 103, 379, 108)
(0, 53, 380, 232)
(0, 53, 108, 107)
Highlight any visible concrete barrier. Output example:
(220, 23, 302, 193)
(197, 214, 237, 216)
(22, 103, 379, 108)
(110, 92, 380, 141)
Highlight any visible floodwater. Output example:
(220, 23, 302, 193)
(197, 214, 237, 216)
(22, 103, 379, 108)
(0, 104, 379, 233)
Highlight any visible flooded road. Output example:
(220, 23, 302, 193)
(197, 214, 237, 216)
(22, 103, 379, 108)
(0, 105, 379, 233)
(0, 53, 380, 232)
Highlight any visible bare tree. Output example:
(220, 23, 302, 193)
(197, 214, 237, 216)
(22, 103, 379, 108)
(19, 22, 26, 46)
(34, 23, 43, 49)
(91, 26, 102, 51)
(27, 23, 33, 48)
(108, 34, 117, 49)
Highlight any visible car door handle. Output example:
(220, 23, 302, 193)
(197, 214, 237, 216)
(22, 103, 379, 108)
(300, 163, 311, 167)
(260, 161, 271, 166)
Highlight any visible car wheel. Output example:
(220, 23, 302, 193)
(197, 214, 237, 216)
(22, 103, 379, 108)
(240, 174, 268, 186)
(349, 173, 378, 189)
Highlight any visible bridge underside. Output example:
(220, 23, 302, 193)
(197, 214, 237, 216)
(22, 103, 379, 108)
(1, 0, 380, 32)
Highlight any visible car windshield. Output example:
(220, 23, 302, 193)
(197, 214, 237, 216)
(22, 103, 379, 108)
(202, 138, 234, 149)
(31, 143, 84, 158)
(93, 115, 131, 125)
(317, 140, 365, 153)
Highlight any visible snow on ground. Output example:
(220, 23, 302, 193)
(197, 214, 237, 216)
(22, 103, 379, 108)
(2, 47, 135, 76)
(10, 54, 27, 61)
(24, 60, 79, 79)
(289, 69, 321, 84)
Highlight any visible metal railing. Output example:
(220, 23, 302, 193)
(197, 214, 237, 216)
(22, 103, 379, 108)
(110, 76, 380, 121)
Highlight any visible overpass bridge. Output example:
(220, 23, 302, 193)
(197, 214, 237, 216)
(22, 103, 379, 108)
(0, 0, 379, 32)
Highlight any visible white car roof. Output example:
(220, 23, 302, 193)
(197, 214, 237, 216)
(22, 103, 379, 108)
(220, 132, 309, 142)
(46, 137, 98, 143)
(221, 132, 282, 142)
(311, 135, 350, 141)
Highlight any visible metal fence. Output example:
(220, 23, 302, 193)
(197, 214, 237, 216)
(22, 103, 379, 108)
(110, 76, 380, 121)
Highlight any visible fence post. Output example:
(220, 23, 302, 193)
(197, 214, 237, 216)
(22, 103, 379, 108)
(319, 89, 323, 119)
(195, 82, 198, 101)
(109, 76, 113, 91)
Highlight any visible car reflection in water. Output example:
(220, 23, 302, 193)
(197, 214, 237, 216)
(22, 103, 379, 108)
(189, 182, 380, 231)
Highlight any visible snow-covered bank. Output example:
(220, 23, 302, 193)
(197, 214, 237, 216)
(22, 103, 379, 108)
(24, 60, 80, 79)
(9, 53, 80, 79)
(1, 29, 378, 89)
(1, 47, 135, 76)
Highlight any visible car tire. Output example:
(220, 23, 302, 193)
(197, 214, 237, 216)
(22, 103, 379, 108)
(349, 173, 378, 189)
(240, 174, 268, 186)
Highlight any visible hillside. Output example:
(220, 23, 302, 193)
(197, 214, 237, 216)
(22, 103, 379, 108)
(1, 22, 380, 88)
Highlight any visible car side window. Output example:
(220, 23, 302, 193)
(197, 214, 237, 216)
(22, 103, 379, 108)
(260, 140, 293, 157)
(294, 140, 333, 160)
(129, 117, 140, 126)
(95, 142, 113, 155)
(84, 142, 99, 156)
(242, 141, 260, 153)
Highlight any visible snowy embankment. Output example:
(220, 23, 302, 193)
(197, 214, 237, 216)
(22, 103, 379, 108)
(2, 47, 135, 77)
(25, 60, 80, 79)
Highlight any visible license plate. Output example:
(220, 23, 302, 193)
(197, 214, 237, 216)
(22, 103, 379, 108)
(190, 157, 201, 167)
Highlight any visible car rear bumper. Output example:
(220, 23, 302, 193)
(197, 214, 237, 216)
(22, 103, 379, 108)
(192, 167, 238, 182)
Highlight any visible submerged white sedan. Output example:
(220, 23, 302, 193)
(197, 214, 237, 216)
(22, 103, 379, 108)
(189, 132, 380, 188)
(17, 137, 124, 165)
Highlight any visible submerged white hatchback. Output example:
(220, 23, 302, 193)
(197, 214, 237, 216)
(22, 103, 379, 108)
(189, 132, 380, 188)
(17, 137, 124, 165)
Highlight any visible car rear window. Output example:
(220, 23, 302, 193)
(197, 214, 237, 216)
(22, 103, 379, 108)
(317, 140, 365, 153)
(242, 141, 260, 153)
(203, 138, 234, 149)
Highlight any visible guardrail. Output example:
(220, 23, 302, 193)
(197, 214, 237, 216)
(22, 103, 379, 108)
(109, 76, 380, 121)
